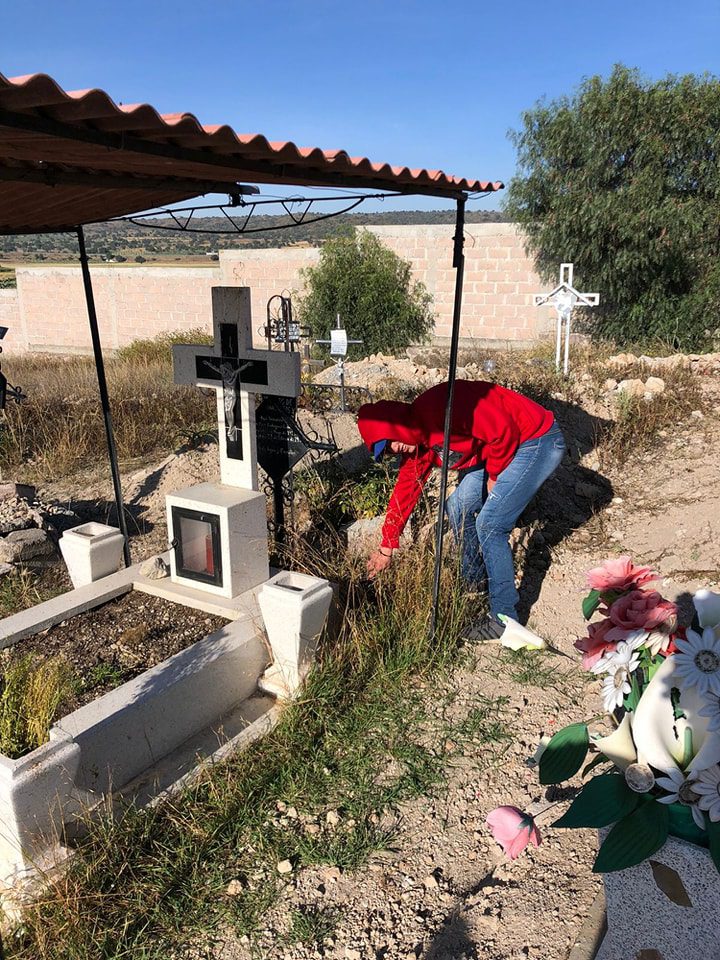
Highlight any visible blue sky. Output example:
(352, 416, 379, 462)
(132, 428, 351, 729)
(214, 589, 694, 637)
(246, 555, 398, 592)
(3, 0, 719, 213)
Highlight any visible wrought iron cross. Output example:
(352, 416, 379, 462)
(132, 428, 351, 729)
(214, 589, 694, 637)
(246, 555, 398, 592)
(315, 314, 363, 412)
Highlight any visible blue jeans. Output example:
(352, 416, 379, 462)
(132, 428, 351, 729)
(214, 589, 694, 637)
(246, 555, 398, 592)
(445, 423, 566, 620)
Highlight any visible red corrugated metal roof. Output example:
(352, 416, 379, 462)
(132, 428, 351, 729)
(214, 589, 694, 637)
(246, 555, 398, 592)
(0, 72, 503, 233)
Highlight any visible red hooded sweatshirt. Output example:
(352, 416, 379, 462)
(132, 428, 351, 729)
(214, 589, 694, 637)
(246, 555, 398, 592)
(357, 380, 554, 550)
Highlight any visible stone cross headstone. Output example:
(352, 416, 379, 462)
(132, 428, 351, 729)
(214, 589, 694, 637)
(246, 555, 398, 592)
(533, 264, 599, 375)
(173, 287, 301, 491)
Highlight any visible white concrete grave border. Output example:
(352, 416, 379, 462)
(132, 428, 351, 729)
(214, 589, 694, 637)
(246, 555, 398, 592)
(0, 555, 295, 900)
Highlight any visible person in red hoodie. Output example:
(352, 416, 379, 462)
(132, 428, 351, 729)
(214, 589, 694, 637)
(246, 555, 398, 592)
(357, 380, 566, 638)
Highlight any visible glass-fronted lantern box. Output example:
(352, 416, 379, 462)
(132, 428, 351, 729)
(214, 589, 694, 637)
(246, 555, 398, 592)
(170, 506, 223, 587)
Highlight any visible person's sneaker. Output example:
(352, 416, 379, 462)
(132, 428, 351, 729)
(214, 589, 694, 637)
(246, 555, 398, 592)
(463, 613, 505, 643)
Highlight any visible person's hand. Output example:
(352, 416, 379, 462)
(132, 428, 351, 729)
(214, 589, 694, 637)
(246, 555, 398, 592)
(487, 477, 497, 494)
(367, 548, 393, 579)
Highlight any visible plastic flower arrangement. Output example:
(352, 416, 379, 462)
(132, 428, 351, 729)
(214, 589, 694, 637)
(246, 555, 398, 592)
(487, 557, 720, 874)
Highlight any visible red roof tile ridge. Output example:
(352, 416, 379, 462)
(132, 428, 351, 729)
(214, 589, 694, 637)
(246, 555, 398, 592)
(0, 72, 503, 194)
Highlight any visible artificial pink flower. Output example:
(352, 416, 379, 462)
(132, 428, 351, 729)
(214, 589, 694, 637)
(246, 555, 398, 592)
(485, 806, 542, 860)
(608, 590, 678, 633)
(574, 618, 617, 670)
(586, 556, 657, 593)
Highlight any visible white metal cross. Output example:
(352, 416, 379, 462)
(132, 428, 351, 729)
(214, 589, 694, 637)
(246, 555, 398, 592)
(315, 313, 363, 412)
(533, 264, 599, 375)
(173, 287, 301, 491)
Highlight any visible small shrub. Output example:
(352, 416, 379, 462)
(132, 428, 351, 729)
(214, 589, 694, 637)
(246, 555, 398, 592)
(336, 463, 396, 520)
(299, 229, 434, 357)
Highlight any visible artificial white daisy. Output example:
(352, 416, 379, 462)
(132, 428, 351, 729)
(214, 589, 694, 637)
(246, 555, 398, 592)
(644, 628, 673, 657)
(694, 765, 720, 822)
(591, 639, 642, 677)
(656, 766, 705, 829)
(673, 628, 720, 698)
(601, 671, 633, 713)
(698, 693, 720, 733)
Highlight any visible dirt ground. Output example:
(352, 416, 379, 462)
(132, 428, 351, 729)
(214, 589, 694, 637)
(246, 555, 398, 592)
(36, 360, 720, 960)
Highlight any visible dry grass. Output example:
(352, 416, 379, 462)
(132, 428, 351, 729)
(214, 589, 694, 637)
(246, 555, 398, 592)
(1, 332, 215, 481)
(0, 655, 73, 758)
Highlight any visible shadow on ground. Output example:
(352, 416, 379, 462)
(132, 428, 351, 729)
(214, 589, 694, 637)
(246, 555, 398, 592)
(424, 911, 477, 959)
(516, 398, 614, 624)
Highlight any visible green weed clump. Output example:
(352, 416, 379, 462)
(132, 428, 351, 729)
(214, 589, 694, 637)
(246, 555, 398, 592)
(0, 568, 48, 618)
(336, 462, 395, 520)
(0, 655, 73, 758)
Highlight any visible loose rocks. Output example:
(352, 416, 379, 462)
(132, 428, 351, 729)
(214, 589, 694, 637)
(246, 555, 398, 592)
(0, 528, 54, 563)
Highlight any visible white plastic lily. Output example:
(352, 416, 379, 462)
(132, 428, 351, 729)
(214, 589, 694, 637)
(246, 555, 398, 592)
(632, 654, 720, 776)
(594, 654, 720, 779)
(497, 615, 546, 651)
(693, 589, 720, 630)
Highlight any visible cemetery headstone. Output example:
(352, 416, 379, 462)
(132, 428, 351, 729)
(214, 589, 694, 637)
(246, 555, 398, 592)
(533, 263, 599, 375)
(315, 313, 363, 411)
(169, 287, 302, 597)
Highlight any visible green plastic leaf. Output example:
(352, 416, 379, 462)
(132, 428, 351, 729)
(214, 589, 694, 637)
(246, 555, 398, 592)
(707, 817, 720, 875)
(582, 753, 609, 778)
(554, 774, 639, 828)
(539, 723, 589, 785)
(582, 590, 602, 620)
(593, 799, 670, 873)
(623, 672, 642, 712)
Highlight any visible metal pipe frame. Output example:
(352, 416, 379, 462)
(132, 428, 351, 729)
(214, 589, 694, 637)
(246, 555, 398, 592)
(429, 195, 466, 640)
(76, 226, 131, 567)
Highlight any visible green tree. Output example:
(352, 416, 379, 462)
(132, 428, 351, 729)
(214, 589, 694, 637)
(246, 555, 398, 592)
(504, 65, 720, 349)
(299, 229, 434, 357)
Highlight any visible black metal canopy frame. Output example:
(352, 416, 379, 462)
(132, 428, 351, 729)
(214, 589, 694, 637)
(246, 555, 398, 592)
(3, 186, 477, 638)
(4, 186, 490, 642)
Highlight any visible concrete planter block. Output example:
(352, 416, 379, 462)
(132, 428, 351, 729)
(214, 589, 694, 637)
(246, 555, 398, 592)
(166, 483, 269, 599)
(59, 522, 125, 587)
(258, 570, 333, 699)
(596, 833, 720, 960)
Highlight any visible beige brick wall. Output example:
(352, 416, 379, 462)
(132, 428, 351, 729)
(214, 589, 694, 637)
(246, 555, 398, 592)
(367, 224, 552, 341)
(0, 289, 21, 350)
(7, 224, 555, 354)
(14, 265, 221, 354)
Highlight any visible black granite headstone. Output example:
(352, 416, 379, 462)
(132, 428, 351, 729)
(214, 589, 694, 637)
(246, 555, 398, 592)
(255, 396, 311, 482)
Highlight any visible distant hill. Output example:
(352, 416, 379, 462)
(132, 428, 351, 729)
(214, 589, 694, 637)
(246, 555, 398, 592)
(0, 208, 509, 263)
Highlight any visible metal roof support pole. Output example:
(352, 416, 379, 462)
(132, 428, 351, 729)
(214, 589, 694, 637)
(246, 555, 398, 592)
(76, 227, 131, 567)
(429, 195, 466, 641)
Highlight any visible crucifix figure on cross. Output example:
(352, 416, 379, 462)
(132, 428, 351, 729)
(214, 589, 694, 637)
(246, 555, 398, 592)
(173, 287, 301, 490)
(533, 263, 599, 375)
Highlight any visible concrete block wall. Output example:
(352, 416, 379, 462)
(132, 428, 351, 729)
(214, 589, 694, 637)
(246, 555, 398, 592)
(0, 290, 21, 350)
(3, 224, 555, 354)
(366, 224, 552, 340)
(12, 265, 221, 354)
